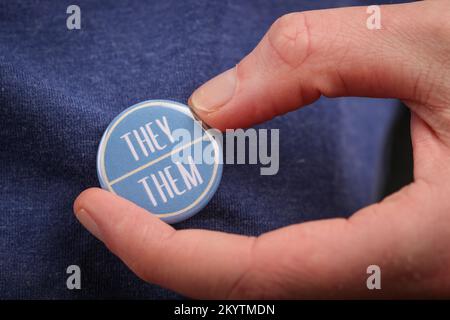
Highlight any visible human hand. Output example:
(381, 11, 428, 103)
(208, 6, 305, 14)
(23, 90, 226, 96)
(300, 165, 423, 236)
(74, 0, 450, 298)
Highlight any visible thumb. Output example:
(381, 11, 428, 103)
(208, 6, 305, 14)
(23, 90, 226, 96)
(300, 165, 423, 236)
(188, 1, 448, 130)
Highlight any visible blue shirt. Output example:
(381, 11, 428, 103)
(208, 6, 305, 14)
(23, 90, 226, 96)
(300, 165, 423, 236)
(0, 0, 410, 298)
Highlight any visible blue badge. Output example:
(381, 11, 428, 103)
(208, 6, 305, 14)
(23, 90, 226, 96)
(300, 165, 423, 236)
(97, 100, 223, 224)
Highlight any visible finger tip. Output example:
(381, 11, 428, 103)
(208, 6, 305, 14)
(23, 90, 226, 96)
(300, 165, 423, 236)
(73, 187, 105, 215)
(187, 88, 233, 131)
(187, 102, 228, 132)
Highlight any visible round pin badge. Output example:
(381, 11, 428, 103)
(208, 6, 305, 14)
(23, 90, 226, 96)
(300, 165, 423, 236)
(97, 100, 223, 224)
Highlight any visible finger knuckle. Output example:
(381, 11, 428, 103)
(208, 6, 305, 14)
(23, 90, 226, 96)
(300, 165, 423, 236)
(266, 12, 312, 69)
(227, 268, 278, 299)
(226, 237, 297, 299)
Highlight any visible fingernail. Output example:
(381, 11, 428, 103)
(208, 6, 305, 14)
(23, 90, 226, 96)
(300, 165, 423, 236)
(75, 208, 103, 241)
(189, 67, 237, 113)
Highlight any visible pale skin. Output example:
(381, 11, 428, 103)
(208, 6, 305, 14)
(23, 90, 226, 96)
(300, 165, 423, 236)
(74, 0, 450, 298)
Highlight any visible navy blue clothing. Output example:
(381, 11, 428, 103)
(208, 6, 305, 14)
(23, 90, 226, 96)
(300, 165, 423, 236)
(0, 0, 410, 298)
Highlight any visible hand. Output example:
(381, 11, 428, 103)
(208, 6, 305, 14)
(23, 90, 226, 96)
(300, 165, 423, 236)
(74, 0, 450, 298)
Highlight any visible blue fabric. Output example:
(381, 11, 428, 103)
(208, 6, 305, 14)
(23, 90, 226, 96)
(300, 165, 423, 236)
(0, 0, 408, 299)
